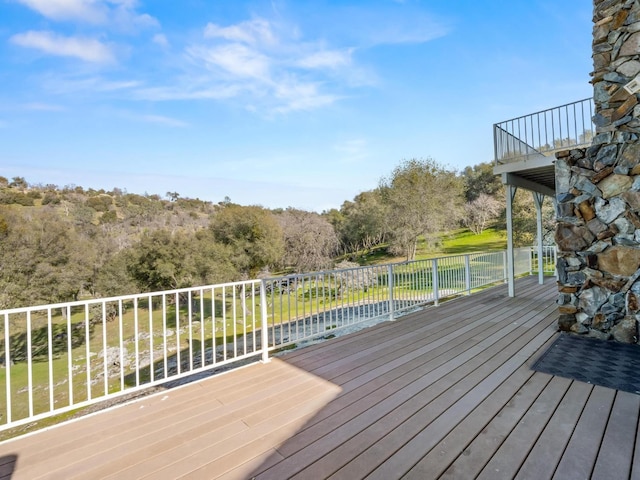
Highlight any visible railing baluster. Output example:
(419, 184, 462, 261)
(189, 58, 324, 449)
(149, 294, 155, 381)
(118, 300, 124, 391)
(162, 293, 168, 376)
(26, 311, 33, 418)
(84, 304, 91, 401)
(134, 298, 140, 387)
(387, 265, 395, 320)
(47, 309, 53, 411)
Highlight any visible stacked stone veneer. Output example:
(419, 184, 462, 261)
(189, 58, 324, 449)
(554, 0, 640, 343)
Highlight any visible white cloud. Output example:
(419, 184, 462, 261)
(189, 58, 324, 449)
(133, 84, 241, 101)
(152, 33, 169, 47)
(14, 0, 158, 30)
(16, 0, 107, 23)
(204, 18, 276, 46)
(176, 16, 354, 113)
(188, 44, 270, 79)
(42, 74, 141, 95)
(297, 49, 353, 69)
(272, 80, 340, 113)
(11, 31, 116, 63)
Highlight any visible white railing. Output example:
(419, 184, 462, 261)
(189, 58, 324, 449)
(0, 246, 555, 430)
(532, 245, 557, 276)
(494, 98, 594, 164)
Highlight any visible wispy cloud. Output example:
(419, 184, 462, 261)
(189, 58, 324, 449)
(15, 0, 158, 30)
(40, 73, 142, 96)
(133, 113, 188, 127)
(272, 80, 340, 114)
(16, 0, 107, 23)
(204, 18, 276, 46)
(7, 4, 446, 116)
(152, 33, 169, 47)
(10, 31, 116, 63)
(188, 43, 270, 79)
(171, 17, 361, 113)
(297, 49, 353, 69)
(320, 4, 450, 47)
(132, 82, 241, 101)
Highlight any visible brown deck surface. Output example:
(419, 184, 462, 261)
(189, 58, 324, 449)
(1, 276, 638, 479)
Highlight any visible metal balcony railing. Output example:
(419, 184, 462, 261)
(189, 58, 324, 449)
(0, 246, 556, 431)
(494, 98, 594, 164)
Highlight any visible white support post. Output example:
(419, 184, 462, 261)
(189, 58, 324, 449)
(259, 280, 270, 364)
(533, 191, 545, 285)
(506, 185, 517, 297)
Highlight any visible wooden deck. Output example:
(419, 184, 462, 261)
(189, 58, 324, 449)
(1, 276, 639, 479)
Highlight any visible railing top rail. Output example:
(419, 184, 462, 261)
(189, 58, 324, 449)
(492, 97, 593, 128)
(0, 278, 262, 315)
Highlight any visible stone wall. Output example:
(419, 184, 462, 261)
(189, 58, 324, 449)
(554, 0, 640, 343)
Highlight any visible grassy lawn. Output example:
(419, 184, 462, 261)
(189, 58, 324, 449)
(364, 226, 507, 264)
(430, 227, 506, 257)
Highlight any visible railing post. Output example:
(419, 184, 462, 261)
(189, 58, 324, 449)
(503, 251, 508, 284)
(464, 255, 471, 295)
(259, 280, 270, 364)
(432, 259, 439, 306)
(387, 265, 395, 320)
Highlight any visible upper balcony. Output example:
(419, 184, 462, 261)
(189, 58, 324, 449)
(493, 98, 594, 197)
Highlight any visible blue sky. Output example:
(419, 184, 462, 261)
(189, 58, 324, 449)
(1, 0, 593, 211)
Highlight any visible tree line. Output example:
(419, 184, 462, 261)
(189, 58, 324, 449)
(0, 159, 552, 309)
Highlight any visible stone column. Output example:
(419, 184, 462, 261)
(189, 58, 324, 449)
(554, 0, 640, 343)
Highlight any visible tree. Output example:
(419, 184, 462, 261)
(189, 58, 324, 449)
(379, 158, 464, 260)
(461, 162, 504, 202)
(9, 176, 28, 190)
(276, 208, 339, 272)
(0, 207, 95, 307)
(463, 193, 502, 234)
(337, 190, 388, 257)
(126, 229, 238, 292)
(496, 189, 555, 246)
(209, 205, 284, 276)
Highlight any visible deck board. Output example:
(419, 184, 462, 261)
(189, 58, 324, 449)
(514, 381, 593, 480)
(591, 391, 640, 480)
(0, 276, 638, 479)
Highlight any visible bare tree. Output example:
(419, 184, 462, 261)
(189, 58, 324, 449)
(276, 209, 339, 272)
(463, 193, 502, 235)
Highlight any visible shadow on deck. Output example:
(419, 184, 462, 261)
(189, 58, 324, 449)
(1, 276, 638, 479)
